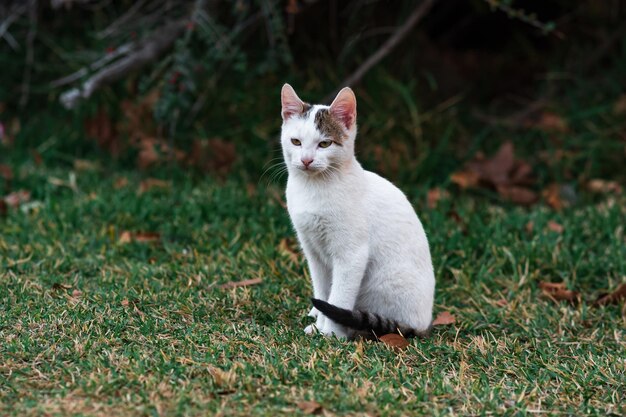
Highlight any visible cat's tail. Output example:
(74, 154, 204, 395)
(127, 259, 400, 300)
(311, 298, 431, 338)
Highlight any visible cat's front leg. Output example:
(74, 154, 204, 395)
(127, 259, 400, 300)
(300, 239, 331, 334)
(318, 245, 369, 339)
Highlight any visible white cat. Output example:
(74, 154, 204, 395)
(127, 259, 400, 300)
(280, 83, 435, 339)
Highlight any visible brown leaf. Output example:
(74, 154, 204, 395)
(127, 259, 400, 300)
(538, 281, 580, 302)
(278, 237, 299, 263)
(470, 141, 515, 186)
(71, 289, 82, 298)
(297, 401, 322, 415)
(121, 299, 130, 306)
(118, 231, 133, 244)
(450, 170, 480, 189)
(542, 183, 564, 210)
(118, 231, 161, 244)
(496, 185, 538, 205)
(3, 190, 31, 208)
(525, 221, 534, 234)
(219, 278, 263, 289)
(594, 283, 626, 306)
(138, 178, 171, 194)
(432, 311, 456, 326)
(547, 221, 564, 233)
(379, 333, 410, 350)
(427, 188, 449, 209)
(586, 179, 622, 195)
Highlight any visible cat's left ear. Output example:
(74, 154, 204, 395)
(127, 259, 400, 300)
(281, 83, 305, 121)
(329, 87, 357, 130)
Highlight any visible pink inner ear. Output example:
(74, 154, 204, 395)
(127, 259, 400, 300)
(281, 85, 304, 120)
(330, 100, 356, 129)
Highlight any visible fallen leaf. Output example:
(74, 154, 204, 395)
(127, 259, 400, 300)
(496, 185, 538, 205)
(427, 188, 449, 209)
(379, 333, 410, 350)
(297, 401, 323, 415)
(586, 179, 622, 195)
(278, 238, 299, 263)
(594, 283, 626, 306)
(3, 190, 31, 208)
(538, 281, 580, 303)
(432, 311, 456, 326)
(118, 231, 132, 244)
(450, 170, 480, 189)
(527, 111, 568, 132)
(121, 299, 130, 306)
(547, 221, 563, 233)
(72, 289, 82, 298)
(542, 183, 564, 210)
(118, 231, 161, 244)
(469, 141, 515, 186)
(138, 178, 171, 194)
(525, 221, 534, 234)
(219, 278, 263, 289)
(133, 231, 161, 243)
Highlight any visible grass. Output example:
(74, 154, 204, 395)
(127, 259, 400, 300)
(0, 155, 624, 416)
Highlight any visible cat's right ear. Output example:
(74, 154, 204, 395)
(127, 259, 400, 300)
(281, 83, 305, 121)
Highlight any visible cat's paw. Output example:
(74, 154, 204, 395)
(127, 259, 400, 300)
(318, 321, 349, 339)
(308, 307, 319, 318)
(304, 324, 318, 335)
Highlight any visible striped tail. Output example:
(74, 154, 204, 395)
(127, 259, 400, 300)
(311, 298, 431, 338)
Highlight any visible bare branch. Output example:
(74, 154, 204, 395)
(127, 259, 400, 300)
(324, 0, 436, 102)
(59, 20, 185, 109)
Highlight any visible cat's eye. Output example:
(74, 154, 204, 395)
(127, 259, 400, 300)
(318, 140, 332, 148)
(291, 138, 301, 146)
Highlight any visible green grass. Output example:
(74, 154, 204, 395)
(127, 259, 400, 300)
(0, 158, 624, 416)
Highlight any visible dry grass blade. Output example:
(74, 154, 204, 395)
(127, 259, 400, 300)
(219, 278, 263, 289)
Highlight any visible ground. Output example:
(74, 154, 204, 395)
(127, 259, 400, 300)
(0, 159, 624, 416)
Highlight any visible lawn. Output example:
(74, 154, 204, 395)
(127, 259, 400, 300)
(0, 155, 624, 416)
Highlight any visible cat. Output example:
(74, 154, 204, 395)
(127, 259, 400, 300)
(280, 83, 435, 339)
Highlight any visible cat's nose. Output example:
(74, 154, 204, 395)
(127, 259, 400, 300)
(301, 158, 314, 168)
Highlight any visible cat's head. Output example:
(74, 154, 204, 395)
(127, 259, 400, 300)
(280, 84, 357, 176)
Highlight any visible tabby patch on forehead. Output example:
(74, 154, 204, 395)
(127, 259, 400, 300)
(314, 109, 346, 144)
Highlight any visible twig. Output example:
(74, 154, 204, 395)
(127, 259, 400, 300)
(59, 20, 186, 109)
(324, 0, 436, 102)
(50, 42, 134, 88)
(96, 0, 149, 39)
(0, 3, 27, 50)
(19, 0, 37, 108)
